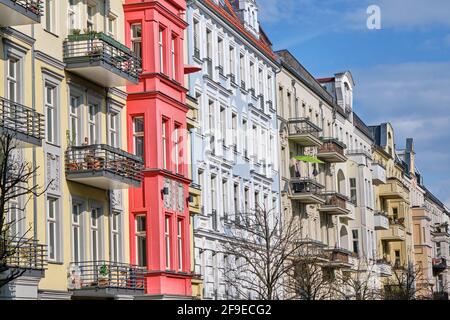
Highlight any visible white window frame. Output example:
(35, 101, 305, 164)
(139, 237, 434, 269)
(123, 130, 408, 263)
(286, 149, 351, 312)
(177, 219, 183, 271)
(45, 84, 56, 144)
(71, 201, 83, 263)
(47, 197, 59, 262)
(133, 117, 144, 158)
(7, 57, 18, 102)
(110, 210, 121, 263)
(88, 103, 99, 145)
(159, 28, 165, 74)
(108, 111, 119, 148)
(90, 207, 101, 261)
(162, 118, 168, 169)
(135, 215, 147, 267)
(165, 216, 171, 270)
(131, 23, 142, 59)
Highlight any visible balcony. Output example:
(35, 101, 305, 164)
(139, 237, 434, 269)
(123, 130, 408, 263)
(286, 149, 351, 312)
(377, 259, 393, 277)
(371, 162, 386, 185)
(68, 261, 146, 298)
(378, 178, 409, 202)
(374, 211, 390, 230)
(289, 178, 325, 204)
(2, 237, 47, 277)
(63, 32, 141, 87)
(0, 96, 45, 147)
(189, 183, 202, 215)
(432, 257, 447, 273)
(432, 223, 450, 243)
(319, 192, 350, 215)
(0, 0, 42, 26)
(287, 118, 323, 147)
(380, 218, 406, 242)
(65, 144, 144, 189)
(323, 247, 353, 269)
(317, 138, 347, 163)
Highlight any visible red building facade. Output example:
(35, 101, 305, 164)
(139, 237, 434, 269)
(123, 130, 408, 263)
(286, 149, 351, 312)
(124, 0, 192, 297)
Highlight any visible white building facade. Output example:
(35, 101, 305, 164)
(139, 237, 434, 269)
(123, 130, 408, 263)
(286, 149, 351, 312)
(186, 0, 280, 299)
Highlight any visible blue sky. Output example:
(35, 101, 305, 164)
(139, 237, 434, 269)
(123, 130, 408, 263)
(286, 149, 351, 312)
(258, 0, 450, 207)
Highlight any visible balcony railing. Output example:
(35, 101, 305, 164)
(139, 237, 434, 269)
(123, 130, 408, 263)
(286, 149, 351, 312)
(63, 32, 141, 87)
(2, 237, 47, 272)
(290, 178, 324, 195)
(0, 0, 43, 26)
(0, 96, 45, 147)
(65, 144, 144, 189)
(287, 118, 322, 147)
(320, 192, 349, 215)
(68, 261, 146, 293)
(374, 211, 390, 230)
(317, 138, 347, 162)
(324, 247, 352, 267)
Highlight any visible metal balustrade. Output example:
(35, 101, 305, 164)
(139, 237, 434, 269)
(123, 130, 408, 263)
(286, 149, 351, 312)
(2, 237, 47, 271)
(63, 32, 141, 86)
(68, 261, 146, 292)
(65, 144, 144, 189)
(0, 0, 42, 26)
(0, 96, 45, 146)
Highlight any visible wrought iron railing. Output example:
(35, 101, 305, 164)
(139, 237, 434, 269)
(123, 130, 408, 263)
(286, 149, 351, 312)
(318, 137, 346, 155)
(287, 118, 322, 138)
(63, 32, 142, 80)
(65, 144, 144, 183)
(0, 97, 45, 142)
(68, 261, 146, 291)
(1, 237, 47, 271)
(432, 257, 447, 271)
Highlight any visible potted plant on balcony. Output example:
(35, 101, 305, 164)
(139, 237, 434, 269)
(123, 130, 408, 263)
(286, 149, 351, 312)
(98, 263, 109, 287)
(66, 130, 80, 171)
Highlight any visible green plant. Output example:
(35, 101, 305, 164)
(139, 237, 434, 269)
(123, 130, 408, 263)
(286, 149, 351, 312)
(99, 264, 109, 277)
(71, 28, 81, 35)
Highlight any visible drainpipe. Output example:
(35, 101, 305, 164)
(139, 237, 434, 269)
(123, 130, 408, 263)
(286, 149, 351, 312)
(32, 24, 38, 241)
(103, 0, 108, 33)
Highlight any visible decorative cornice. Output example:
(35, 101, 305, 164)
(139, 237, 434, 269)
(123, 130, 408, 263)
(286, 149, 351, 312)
(35, 50, 66, 70)
(0, 27, 35, 46)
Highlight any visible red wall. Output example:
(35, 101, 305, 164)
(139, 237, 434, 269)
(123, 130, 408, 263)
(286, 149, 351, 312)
(124, 0, 192, 297)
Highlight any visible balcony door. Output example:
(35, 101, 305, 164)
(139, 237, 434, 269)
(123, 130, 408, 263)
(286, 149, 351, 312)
(90, 208, 101, 262)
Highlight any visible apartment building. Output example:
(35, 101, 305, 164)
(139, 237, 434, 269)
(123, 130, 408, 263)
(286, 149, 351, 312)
(370, 124, 414, 289)
(0, 0, 144, 300)
(186, 0, 280, 299)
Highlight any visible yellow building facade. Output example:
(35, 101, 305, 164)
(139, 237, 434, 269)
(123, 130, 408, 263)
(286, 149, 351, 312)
(1, 0, 143, 300)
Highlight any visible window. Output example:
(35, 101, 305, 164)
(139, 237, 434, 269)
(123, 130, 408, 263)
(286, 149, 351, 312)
(217, 38, 224, 71)
(131, 24, 142, 59)
(135, 215, 147, 267)
(45, 0, 56, 33)
(222, 180, 228, 222)
(249, 61, 255, 91)
(437, 242, 442, 257)
(244, 188, 249, 214)
(229, 46, 235, 76)
(7, 189, 19, 238)
(133, 117, 144, 158)
(109, 112, 119, 148)
(90, 208, 100, 261)
(71, 203, 82, 263)
(171, 36, 177, 80)
(162, 119, 168, 169)
(88, 104, 98, 144)
(159, 28, 165, 74)
(165, 216, 171, 270)
(7, 57, 19, 102)
(174, 124, 181, 174)
(393, 207, 398, 220)
(220, 107, 226, 147)
(258, 68, 263, 96)
(233, 183, 239, 215)
(193, 20, 200, 54)
(239, 53, 245, 86)
(87, 5, 96, 31)
(45, 84, 56, 144)
(69, 96, 80, 146)
(47, 197, 58, 262)
(177, 220, 183, 271)
(394, 250, 401, 267)
(111, 211, 121, 262)
(68, 0, 78, 32)
(267, 75, 273, 102)
(231, 113, 237, 150)
(107, 14, 117, 38)
(350, 178, 357, 205)
(206, 29, 212, 59)
(208, 101, 215, 155)
(352, 230, 359, 255)
(242, 119, 248, 157)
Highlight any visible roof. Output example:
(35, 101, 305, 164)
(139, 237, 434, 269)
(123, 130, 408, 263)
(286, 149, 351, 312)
(200, 0, 277, 62)
(353, 112, 374, 141)
(317, 77, 335, 83)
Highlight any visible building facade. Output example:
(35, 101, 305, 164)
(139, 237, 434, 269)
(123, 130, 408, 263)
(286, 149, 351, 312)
(124, 0, 193, 299)
(1, 0, 144, 300)
(186, 0, 280, 299)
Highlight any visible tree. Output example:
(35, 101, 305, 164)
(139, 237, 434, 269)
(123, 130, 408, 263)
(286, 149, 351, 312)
(221, 202, 304, 300)
(0, 133, 50, 289)
(333, 257, 381, 300)
(286, 242, 334, 300)
(382, 261, 432, 300)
